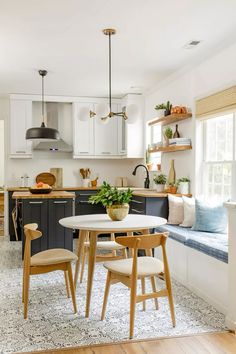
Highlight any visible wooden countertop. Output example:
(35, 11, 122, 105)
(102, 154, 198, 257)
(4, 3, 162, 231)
(12, 191, 75, 199)
(132, 191, 192, 198)
(8, 187, 100, 192)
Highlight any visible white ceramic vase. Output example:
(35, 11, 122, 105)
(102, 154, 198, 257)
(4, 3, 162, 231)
(156, 109, 165, 118)
(82, 179, 90, 187)
(155, 184, 165, 193)
(178, 182, 189, 194)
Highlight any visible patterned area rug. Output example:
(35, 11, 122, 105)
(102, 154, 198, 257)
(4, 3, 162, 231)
(0, 238, 226, 353)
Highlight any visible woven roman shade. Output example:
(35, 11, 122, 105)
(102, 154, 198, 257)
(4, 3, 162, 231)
(196, 85, 236, 119)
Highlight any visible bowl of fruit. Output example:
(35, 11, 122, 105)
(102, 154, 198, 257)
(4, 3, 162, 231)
(29, 182, 52, 194)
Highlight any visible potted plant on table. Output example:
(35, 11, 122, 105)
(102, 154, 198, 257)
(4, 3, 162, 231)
(153, 174, 167, 193)
(177, 177, 190, 194)
(89, 182, 133, 221)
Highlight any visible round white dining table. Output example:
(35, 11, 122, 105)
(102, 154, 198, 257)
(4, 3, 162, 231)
(59, 214, 167, 317)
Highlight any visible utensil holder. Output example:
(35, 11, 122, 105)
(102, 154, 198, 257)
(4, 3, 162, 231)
(82, 179, 90, 187)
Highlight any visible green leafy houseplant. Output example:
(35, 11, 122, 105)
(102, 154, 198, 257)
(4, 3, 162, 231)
(89, 182, 133, 220)
(153, 174, 167, 185)
(153, 174, 167, 193)
(177, 177, 190, 194)
(164, 126, 173, 139)
(177, 177, 190, 185)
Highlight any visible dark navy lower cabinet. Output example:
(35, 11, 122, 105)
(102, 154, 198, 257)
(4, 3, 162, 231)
(21, 198, 74, 257)
(130, 196, 168, 219)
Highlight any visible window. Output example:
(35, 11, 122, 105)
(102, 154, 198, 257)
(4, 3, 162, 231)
(202, 113, 235, 202)
(148, 125, 161, 167)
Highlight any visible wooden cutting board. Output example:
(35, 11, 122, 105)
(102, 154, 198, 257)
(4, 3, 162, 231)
(50, 168, 63, 188)
(36, 172, 56, 186)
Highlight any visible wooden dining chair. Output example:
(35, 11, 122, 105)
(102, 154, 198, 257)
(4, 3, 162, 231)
(101, 232, 175, 339)
(22, 223, 78, 319)
(79, 232, 128, 283)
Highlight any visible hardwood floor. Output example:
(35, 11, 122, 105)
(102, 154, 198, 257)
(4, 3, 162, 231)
(27, 332, 236, 354)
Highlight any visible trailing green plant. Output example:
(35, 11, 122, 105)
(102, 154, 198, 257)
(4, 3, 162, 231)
(153, 174, 167, 185)
(89, 181, 133, 207)
(155, 103, 166, 110)
(164, 126, 173, 139)
(177, 177, 190, 185)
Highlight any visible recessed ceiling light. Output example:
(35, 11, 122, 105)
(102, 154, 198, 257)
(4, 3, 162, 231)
(183, 40, 202, 49)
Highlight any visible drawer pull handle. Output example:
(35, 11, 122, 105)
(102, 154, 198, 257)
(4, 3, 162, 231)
(131, 208, 144, 214)
(79, 200, 90, 204)
(79, 193, 93, 196)
(16, 151, 26, 153)
(29, 201, 43, 204)
(79, 152, 89, 154)
(53, 201, 68, 204)
(131, 199, 143, 204)
(101, 152, 111, 154)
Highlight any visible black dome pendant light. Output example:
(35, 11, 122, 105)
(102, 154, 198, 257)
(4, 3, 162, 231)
(26, 70, 60, 140)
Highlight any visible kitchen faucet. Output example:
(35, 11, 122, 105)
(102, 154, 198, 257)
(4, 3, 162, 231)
(132, 164, 150, 189)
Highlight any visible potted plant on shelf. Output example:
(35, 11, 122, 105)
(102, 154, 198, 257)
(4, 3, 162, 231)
(163, 126, 173, 146)
(154, 103, 166, 118)
(177, 177, 190, 194)
(89, 181, 133, 221)
(153, 174, 167, 193)
(164, 101, 172, 116)
(168, 182, 177, 194)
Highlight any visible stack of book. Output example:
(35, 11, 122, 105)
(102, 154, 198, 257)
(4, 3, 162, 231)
(169, 138, 191, 146)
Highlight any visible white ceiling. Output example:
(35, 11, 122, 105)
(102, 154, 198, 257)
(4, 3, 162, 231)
(1, 0, 236, 97)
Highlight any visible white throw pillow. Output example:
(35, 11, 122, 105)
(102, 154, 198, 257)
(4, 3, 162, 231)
(168, 194, 184, 225)
(180, 196, 195, 227)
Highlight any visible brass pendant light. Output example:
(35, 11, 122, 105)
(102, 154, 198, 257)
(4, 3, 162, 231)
(101, 28, 128, 121)
(26, 70, 60, 140)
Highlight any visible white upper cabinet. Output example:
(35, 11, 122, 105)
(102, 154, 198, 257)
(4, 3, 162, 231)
(73, 102, 94, 157)
(10, 99, 32, 158)
(94, 104, 118, 156)
(121, 94, 144, 158)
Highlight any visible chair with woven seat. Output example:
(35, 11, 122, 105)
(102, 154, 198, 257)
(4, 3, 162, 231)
(22, 223, 78, 319)
(79, 232, 127, 283)
(101, 232, 175, 339)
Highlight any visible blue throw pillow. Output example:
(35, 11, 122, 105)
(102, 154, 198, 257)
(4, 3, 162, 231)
(192, 199, 227, 234)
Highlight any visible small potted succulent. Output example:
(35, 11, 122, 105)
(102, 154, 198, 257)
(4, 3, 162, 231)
(163, 126, 173, 146)
(177, 177, 190, 194)
(89, 181, 133, 221)
(154, 103, 166, 118)
(153, 174, 167, 193)
(168, 182, 177, 194)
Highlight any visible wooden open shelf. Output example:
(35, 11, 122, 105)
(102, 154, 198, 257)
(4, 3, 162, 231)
(148, 113, 192, 127)
(149, 145, 192, 153)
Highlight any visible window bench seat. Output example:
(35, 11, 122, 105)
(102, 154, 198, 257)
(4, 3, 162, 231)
(154, 224, 228, 314)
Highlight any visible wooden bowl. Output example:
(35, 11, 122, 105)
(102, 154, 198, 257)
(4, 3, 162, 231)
(29, 188, 52, 194)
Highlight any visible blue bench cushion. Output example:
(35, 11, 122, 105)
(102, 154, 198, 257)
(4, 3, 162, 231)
(155, 224, 228, 263)
(155, 224, 190, 244)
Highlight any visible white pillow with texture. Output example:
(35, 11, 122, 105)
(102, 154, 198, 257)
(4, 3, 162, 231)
(168, 194, 184, 225)
(180, 196, 195, 227)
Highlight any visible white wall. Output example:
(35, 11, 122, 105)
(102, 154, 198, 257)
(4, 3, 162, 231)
(145, 40, 236, 194)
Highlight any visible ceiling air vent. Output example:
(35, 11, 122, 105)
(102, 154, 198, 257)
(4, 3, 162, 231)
(183, 40, 202, 49)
